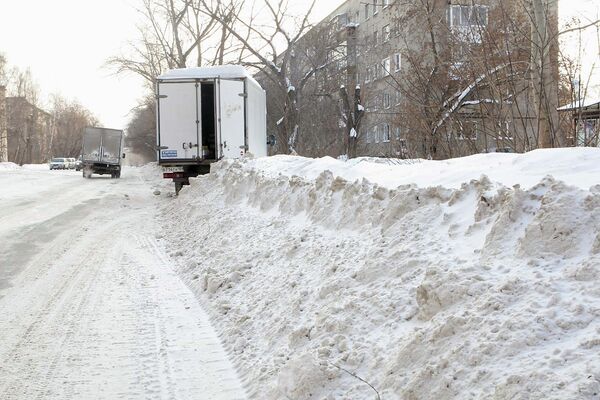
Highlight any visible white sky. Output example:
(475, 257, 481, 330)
(0, 0, 597, 129)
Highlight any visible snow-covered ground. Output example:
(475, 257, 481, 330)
(2, 149, 599, 399)
(157, 148, 600, 399)
(0, 166, 245, 399)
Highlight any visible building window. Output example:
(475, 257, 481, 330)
(374, 125, 380, 143)
(373, 0, 379, 15)
(382, 58, 391, 76)
(383, 93, 391, 109)
(373, 30, 379, 46)
(383, 25, 391, 42)
(394, 53, 401, 72)
(448, 5, 488, 27)
(457, 120, 479, 141)
(365, 3, 370, 20)
(366, 127, 372, 143)
(375, 63, 381, 80)
(382, 124, 391, 142)
(395, 90, 401, 105)
(383, 0, 390, 8)
(395, 126, 401, 139)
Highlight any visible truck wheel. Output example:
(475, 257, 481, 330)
(116, 171, 121, 179)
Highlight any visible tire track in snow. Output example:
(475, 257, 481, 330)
(0, 170, 247, 400)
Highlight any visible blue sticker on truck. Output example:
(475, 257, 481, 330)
(161, 150, 177, 158)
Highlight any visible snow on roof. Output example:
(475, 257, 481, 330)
(558, 98, 600, 111)
(158, 65, 262, 88)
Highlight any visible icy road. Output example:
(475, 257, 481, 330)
(0, 165, 246, 400)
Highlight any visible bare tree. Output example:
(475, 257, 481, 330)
(48, 95, 98, 158)
(0, 54, 8, 86)
(125, 95, 157, 162)
(198, 0, 331, 154)
(377, 0, 563, 158)
(108, 0, 242, 88)
(340, 85, 365, 158)
(0, 54, 8, 162)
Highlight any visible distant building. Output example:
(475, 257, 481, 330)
(558, 99, 600, 147)
(0, 87, 54, 164)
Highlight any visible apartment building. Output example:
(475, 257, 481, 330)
(0, 87, 54, 164)
(262, 0, 558, 158)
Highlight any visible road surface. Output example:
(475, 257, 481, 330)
(0, 165, 246, 400)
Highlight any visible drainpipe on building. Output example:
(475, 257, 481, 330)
(0, 86, 8, 163)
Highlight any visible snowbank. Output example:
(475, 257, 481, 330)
(158, 149, 600, 399)
(0, 162, 20, 171)
(244, 147, 600, 190)
(22, 164, 50, 171)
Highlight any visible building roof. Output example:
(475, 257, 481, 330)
(557, 98, 600, 112)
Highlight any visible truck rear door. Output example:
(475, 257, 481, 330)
(157, 81, 200, 162)
(218, 79, 246, 159)
(100, 129, 123, 164)
(82, 128, 102, 163)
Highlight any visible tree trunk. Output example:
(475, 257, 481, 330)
(531, 0, 559, 148)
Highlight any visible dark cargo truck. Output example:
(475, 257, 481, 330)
(82, 127, 125, 179)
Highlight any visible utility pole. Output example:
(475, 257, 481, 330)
(530, 0, 560, 148)
(0, 85, 7, 162)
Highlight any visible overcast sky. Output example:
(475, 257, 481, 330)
(0, 0, 597, 129)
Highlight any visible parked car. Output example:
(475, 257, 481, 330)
(74, 157, 83, 171)
(49, 158, 69, 170)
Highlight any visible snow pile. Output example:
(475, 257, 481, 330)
(243, 148, 600, 190)
(0, 162, 20, 171)
(22, 164, 51, 171)
(134, 162, 173, 193)
(157, 148, 600, 399)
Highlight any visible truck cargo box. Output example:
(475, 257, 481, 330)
(82, 127, 124, 179)
(155, 65, 268, 193)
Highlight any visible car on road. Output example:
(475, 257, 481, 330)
(49, 158, 69, 170)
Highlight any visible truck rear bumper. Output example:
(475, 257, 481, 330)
(84, 163, 121, 175)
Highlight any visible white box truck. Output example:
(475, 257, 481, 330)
(82, 127, 125, 179)
(156, 65, 269, 194)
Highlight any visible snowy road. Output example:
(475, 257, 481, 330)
(0, 166, 245, 400)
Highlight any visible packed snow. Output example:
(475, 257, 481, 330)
(0, 166, 245, 399)
(155, 148, 600, 399)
